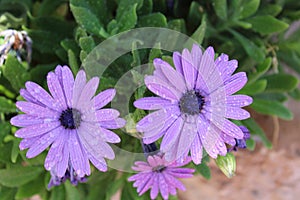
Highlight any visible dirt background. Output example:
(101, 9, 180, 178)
(178, 99, 300, 200)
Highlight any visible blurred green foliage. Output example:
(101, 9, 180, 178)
(0, 0, 300, 199)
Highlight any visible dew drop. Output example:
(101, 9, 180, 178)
(148, 117, 153, 123)
(76, 169, 82, 176)
(44, 118, 52, 123)
(90, 140, 98, 146)
(219, 142, 224, 147)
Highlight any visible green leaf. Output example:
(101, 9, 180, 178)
(161, 56, 174, 67)
(11, 139, 20, 163)
(246, 15, 289, 35)
(105, 177, 125, 200)
(0, 96, 16, 114)
(107, 20, 118, 35)
(251, 98, 293, 120)
(0, 85, 15, 99)
(115, 2, 138, 33)
(138, 12, 167, 27)
(70, 0, 108, 37)
(230, 30, 265, 62)
(168, 19, 186, 33)
(238, 79, 267, 95)
(117, 0, 143, 14)
(149, 45, 163, 63)
(0, 122, 10, 143)
(79, 36, 95, 54)
(0, 142, 12, 163)
(55, 48, 68, 63)
(242, 118, 272, 148)
(195, 162, 211, 180)
(231, 0, 243, 19)
(37, 0, 65, 16)
(289, 88, 300, 100)
(248, 57, 272, 84)
(258, 4, 282, 16)
(137, 0, 153, 15)
(187, 1, 203, 30)
(277, 51, 300, 74)
(233, 20, 252, 29)
(79, 50, 88, 62)
(15, 173, 45, 199)
(0, 166, 44, 187)
(65, 181, 80, 200)
(0, 187, 17, 200)
(121, 182, 146, 200)
(264, 74, 298, 93)
(86, 0, 114, 25)
(190, 14, 207, 45)
(2, 55, 30, 92)
(239, 0, 260, 19)
(31, 17, 74, 36)
(212, 0, 227, 20)
(70, 5, 102, 35)
(254, 93, 288, 102)
(280, 42, 300, 55)
(29, 64, 56, 85)
(246, 138, 256, 151)
(68, 50, 79, 75)
(26, 29, 63, 55)
(74, 27, 88, 42)
(20, 151, 46, 166)
(50, 185, 65, 200)
(61, 39, 80, 56)
(131, 41, 141, 67)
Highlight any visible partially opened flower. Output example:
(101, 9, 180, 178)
(134, 44, 253, 163)
(228, 126, 251, 152)
(128, 155, 194, 200)
(10, 65, 125, 186)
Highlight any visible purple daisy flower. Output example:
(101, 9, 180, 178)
(134, 44, 253, 164)
(10, 65, 125, 186)
(128, 155, 195, 200)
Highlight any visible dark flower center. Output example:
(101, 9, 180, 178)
(152, 165, 166, 172)
(141, 142, 159, 158)
(179, 90, 204, 115)
(59, 108, 82, 129)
